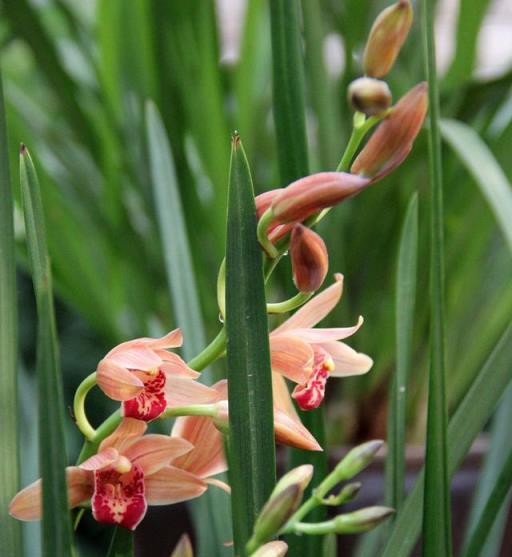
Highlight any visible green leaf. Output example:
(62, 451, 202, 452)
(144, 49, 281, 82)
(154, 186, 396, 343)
(225, 133, 276, 555)
(421, 1, 452, 554)
(440, 118, 512, 254)
(461, 445, 512, 557)
(381, 324, 512, 557)
(463, 385, 512, 557)
(269, 0, 309, 184)
(145, 100, 232, 557)
(19, 146, 75, 557)
(0, 69, 22, 557)
(106, 526, 133, 557)
(385, 193, 418, 513)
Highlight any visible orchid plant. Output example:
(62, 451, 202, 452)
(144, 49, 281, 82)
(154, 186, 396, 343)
(6, 2, 437, 556)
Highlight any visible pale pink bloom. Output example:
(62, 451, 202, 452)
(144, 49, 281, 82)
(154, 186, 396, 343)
(9, 417, 218, 530)
(270, 274, 373, 411)
(96, 329, 218, 421)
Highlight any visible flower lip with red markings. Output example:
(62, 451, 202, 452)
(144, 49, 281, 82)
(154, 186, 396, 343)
(96, 329, 218, 421)
(270, 274, 373, 412)
(9, 418, 209, 530)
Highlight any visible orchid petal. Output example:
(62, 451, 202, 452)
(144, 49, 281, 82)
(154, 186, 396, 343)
(321, 341, 374, 376)
(273, 407, 322, 451)
(206, 478, 231, 494)
(80, 447, 119, 471)
(92, 464, 147, 530)
(9, 467, 93, 521)
(96, 359, 144, 401)
(164, 377, 219, 407)
(144, 466, 207, 505)
(122, 369, 167, 421)
(272, 373, 300, 421)
(272, 274, 343, 333)
(123, 435, 194, 475)
(285, 316, 364, 343)
(171, 415, 227, 478)
(145, 329, 183, 349)
(158, 351, 200, 378)
(99, 418, 147, 453)
(106, 345, 162, 371)
(269, 335, 313, 384)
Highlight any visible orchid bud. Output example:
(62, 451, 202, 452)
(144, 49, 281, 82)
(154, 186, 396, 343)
(271, 172, 370, 224)
(363, 0, 413, 78)
(348, 78, 392, 116)
(271, 464, 314, 500)
(332, 440, 383, 480)
(321, 481, 362, 506)
(170, 534, 194, 557)
(251, 541, 288, 557)
(351, 82, 428, 181)
(290, 225, 328, 293)
(251, 485, 302, 547)
(333, 506, 394, 533)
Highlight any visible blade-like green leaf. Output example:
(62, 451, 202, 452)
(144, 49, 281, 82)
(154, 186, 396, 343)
(381, 324, 512, 557)
(440, 118, 512, 254)
(421, 0, 452, 554)
(106, 526, 133, 557)
(461, 446, 512, 557)
(0, 70, 22, 557)
(145, 100, 232, 557)
(226, 133, 276, 555)
(385, 193, 418, 513)
(463, 385, 512, 557)
(20, 146, 74, 557)
(270, 0, 309, 183)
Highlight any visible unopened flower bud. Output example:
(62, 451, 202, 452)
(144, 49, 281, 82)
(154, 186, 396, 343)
(212, 400, 229, 434)
(351, 82, 428, 181)
(290, 225, 328, 293)
(170, 534, 194, 557)
(272, 464, 314, 500)
(348, 78, 392, 116)
(251, 541, 288, 557)
(321, 481, 362, 506)
(332, 440, 383, 480)
(333, 506, 394, 533)
(271, 172, 370, 224)
(363, 0, 413, 78)
(251, 485, 302, 547)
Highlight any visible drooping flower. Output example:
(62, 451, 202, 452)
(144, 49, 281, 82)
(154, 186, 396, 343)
(96, 329, 218, 421)
(270, 274, 373, 411)
(9, 418, 210, 530)
(289, 224, 329, 293)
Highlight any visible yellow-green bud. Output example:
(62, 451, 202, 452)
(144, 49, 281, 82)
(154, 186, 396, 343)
(363, 0, 413, 78)
(321, 481, 362, 506)
(348, 78, 392, 116)
(251, 541, 288, 557)
(271, 464, 314, 499)
(250, 485, 302, 548)
(332, 440, 383, 480)
(333, 506, 394, 533)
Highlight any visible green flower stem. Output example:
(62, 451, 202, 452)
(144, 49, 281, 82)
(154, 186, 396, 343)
(160, 404, 217, 420)
(267, 291, 312, 314)
(187, 327, 226, 371)
(283, 520, 336, 536)
(77, 409, 122, 463)
(257, 208, 279, 258)
(73, 372, 98, 440)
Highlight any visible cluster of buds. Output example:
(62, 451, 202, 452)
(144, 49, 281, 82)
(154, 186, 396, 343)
(245, 441, 392, 555)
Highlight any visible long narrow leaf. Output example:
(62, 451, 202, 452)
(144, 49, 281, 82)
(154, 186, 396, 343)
(381, 324, 512, 557)
(421, 0, 452, 554)
(0, 70, 22, 557)
(145, 101, 232, 557)
(20, 146, 74, 556)
(440, 118, 512, 254)
(106, 525, 133, 557)
(226, 133, 276, 554)
(461, 446, 512, 557)
(385, 193, 418, 512)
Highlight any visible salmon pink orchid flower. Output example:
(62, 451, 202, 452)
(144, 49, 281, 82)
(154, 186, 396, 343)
(96, 329, 218, 421)
(9, 418, 216, 530)
(270, 274, 373, 411)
